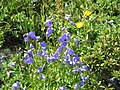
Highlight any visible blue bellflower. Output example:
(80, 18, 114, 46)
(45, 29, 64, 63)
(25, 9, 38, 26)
(42, 47, 46, 51)
(81, 75, 87, 82)
(47, 56, 54, 62)
(77, 61, 82, 66)
(53, 52, 60, 60)
(40, 74, 45, 80)
(61, 42, 67, 48)
(72, 67, 80, 73)
(74, 39, 80, 46)
(33, 0, 37, 2)
(82, 65, 88, 71)
(61, 27, 66, 31)
(30, 44, 34, 49)
(72, 56, 80, 62)
(40, 41, 47, 51)
(9, 62, 16, 67)
(66, 48, 75, 55)
(12, 81, 20, 90)
(109, 20, 114, 25)
(27, 49, 34, 57)
(38, 66, 43, 73)
(24, 57, 33, 64)
(64, 55, 70, 61)
(70, 21, 75, 26)
(23, 33, 28, 37)
(38, 51, 43, 57)
(38, 50, 48, 58)
(28, 31, 36, 40)
(66, 60, 74, 66)
(65, 14, 70, 21)
(109, 77, 114, 82)
(74, 84, 79, 89)
(46, 19, 53, 27)
(71, 60, 76, 66)
(42, 51, 48, 58)
(46, 27, 54, 37)
(59, 86, 66, 90)
(40, 41, 46, 47)
(59, 32, 70, 43)
(56, 46, 63, 53)
(80, 81, 84, 86)
(23, 31, 37, 42)
(36, 36, 40, 41)
(24, 37, 30, 42)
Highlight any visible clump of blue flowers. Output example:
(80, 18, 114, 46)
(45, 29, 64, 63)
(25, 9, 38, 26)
(21, 16, 88, 89)
(46, 19, 54, 37)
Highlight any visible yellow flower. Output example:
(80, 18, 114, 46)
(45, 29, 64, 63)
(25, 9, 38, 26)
(80, 57, 83, 62)
(84, 10, 92, 16)
(57, 30, 61, 34)
(75, 22, 84, 28)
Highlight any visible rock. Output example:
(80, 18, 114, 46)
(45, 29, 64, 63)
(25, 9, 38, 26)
(0, 49, 14, 65)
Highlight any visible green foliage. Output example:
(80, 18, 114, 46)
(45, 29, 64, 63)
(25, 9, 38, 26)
(0, 31, 4, 47)
(0, 0, 120, 90)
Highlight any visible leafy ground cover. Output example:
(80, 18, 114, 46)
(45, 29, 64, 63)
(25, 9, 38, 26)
(0, 0, 120, 90)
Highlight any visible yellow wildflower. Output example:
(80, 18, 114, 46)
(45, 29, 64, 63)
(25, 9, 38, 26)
(84, 10, 92, 16)
(57, 30, 61, 34)
(75, 22, 84, 28)
(80, 57, 83, 62)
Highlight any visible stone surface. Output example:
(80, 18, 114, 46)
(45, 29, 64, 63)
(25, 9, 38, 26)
(0, 49, 14, 65)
